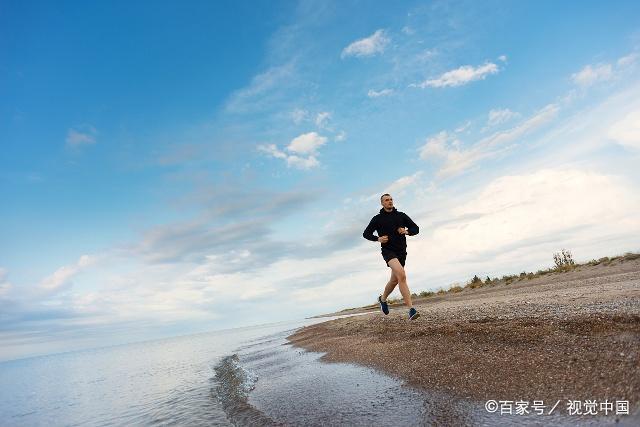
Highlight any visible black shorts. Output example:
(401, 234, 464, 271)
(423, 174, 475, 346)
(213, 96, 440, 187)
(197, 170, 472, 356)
(382, 249, 406, 267)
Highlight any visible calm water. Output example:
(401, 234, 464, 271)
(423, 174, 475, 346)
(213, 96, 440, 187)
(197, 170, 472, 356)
(0, 315, 632, 426)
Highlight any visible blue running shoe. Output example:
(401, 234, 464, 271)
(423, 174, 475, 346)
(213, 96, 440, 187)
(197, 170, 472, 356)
(378, 295, 389, 315)
(409, 307, 420, 320)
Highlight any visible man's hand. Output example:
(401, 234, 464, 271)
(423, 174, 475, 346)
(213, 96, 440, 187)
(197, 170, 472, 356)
(397, 227, 409, 235)
(378, 235, 389, 243)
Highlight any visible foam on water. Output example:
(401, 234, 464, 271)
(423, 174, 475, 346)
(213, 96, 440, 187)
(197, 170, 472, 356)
(213, 354, 278, 426)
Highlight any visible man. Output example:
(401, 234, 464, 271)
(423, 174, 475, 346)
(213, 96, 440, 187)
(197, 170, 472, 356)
(363, 193, 420, 320)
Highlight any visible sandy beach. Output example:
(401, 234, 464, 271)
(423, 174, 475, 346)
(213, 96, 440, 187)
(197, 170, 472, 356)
(288, 256, 640, 419)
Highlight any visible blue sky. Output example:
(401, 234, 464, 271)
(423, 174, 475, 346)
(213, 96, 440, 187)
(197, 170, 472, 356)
(2, 0, 640, 361)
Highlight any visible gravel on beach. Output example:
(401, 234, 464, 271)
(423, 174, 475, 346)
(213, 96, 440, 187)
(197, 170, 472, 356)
(287, 258, 640, 413)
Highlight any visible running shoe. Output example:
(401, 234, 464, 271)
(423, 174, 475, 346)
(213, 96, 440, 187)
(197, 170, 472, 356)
(408, 307, 420, 320)
(378, 295, 389, 315)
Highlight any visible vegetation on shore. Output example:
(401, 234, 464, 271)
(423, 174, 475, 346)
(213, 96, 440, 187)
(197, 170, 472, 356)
(341, 250, 640, 312)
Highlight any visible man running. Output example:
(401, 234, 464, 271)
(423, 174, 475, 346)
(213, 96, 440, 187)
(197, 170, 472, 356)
(363, 193, 420, 320)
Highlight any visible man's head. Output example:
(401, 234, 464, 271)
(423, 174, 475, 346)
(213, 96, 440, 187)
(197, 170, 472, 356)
(380, 193, 394, 211)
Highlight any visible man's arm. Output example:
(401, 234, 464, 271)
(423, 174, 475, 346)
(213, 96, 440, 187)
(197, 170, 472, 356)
(402, 213, 419, 236)
(362, 217, 379, 242)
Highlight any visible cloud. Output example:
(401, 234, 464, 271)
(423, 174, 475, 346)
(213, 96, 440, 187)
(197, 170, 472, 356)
(570, 53, 637, 90)
(335, 130, 347, 142)
(39, 255, 97, 293)
(66, 125, 97, 148)
(239, 285, 276, 301)
(315, 112, 331, 128)
(401, 26, 415, 35)
(129, 215, 272, 265)
(482, 104, 559, 146)
(285, 154, 320, 169)
(225, 62, 296, 113)
(259, 143, 321, 169)
(498, 55, 508, 62)
(455, 121, 471, 133)
(608, 110, 640, 150)
(419, 104, 559, 178)
(571, 63, 612, 87)
(421, 169, 640, 261)
(617, 53, 638, 67)
(288, 131, 327, 154)
(485, 108, 520, 128)
(258, 143, 287, 159)
(122, 186, 326, 269)
(413, 61, 500, 88)
(367, 88, 394, 98)
(419, 131, 458, 160)
(341, 29, 390, 58)
(291, 108, 309, 124)
(259, 132, 328, 169)
(362, 172, 424, 202)
(384, 172, 424, 196)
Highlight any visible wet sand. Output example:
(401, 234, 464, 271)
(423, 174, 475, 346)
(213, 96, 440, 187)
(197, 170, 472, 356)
(288, 257, 640, 417)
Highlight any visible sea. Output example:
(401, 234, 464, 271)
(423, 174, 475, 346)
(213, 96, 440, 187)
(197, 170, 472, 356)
(0, 314, 633, 426)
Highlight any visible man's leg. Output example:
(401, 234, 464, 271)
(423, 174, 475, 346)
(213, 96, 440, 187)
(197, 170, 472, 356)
(381, 270, 398, 301)
(387, 258, 413, 308)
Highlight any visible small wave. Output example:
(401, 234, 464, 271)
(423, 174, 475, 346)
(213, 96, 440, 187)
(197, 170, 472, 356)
(213, 354, 280, 426)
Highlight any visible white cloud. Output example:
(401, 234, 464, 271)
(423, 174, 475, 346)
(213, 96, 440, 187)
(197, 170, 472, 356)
(341, 29, 390, 58)
(384, 171, 423, 196)
(498, 55, 508, 62)
(617, 53, 638, 67)
(315, 112, 331, 128)
(226, 62, 296, 112)
(335, 131, 347, 142)
(570, 53, 637, 90)
(367, 88, 394, 98)
(287, 132, 327, 155)
(257, 143, 287, 159)
(290, 108, 309, 124)
(258, 132, 328, 170)
(66, 126, 97, 148)
(413, 61, 500, 88)
(455, 121, 472, 133)
(363, 171, 426, 201)
(419, 131, 457, 160)
(571, 63, 612, 87)
(39, 255, 97, 293)
(237, 63, 293, 98)
(419, 104, 559, 178)
(420, 169, 640, 260)
(239, 286, 276, 301)
(486, 108, 520, 128)
(286, 154, 320, 169)
(608, 110, 640, 150)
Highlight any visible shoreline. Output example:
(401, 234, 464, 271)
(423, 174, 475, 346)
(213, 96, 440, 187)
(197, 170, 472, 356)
(288, 258, 640, 418)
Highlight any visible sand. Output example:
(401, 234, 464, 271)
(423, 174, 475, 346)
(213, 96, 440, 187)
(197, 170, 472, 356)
(287, 257, 640, 416)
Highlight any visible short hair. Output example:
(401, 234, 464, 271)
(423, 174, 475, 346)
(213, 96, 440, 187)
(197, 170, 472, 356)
(380, 193, 391, 201)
